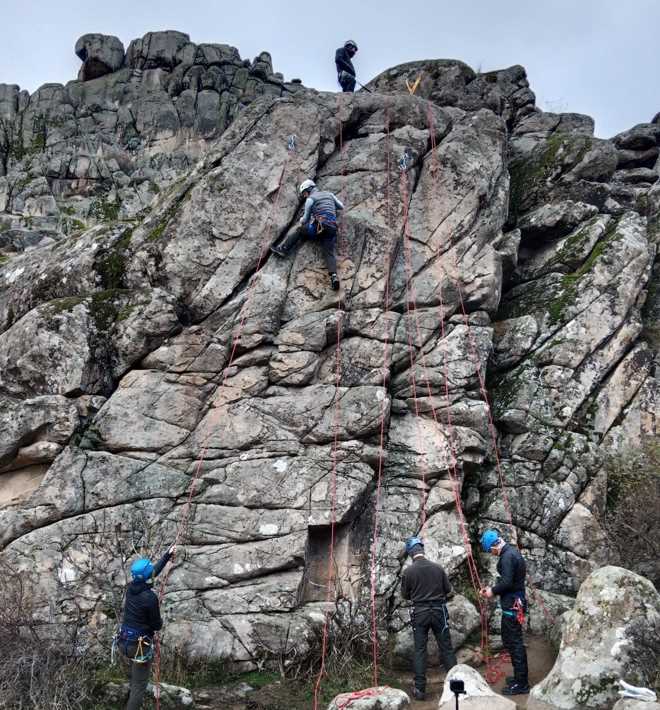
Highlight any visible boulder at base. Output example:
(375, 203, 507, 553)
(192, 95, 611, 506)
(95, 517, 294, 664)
(439, 665, 516, 710)
(529, 566, 660, 710)
(328, 687, 410, 709)
(613, 701, 660, 710)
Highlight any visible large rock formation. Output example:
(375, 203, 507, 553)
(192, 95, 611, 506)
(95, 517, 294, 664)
(529, 566, 660, 710)
(0, 36, 658, 669)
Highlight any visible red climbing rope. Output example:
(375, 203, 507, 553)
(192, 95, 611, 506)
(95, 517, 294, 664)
(312, 98, 348, 710)
(421, 102, 557, 678)
(150, 132, 302, 709)
(398, 164, 493, 673)
(335, 687, 393, 709)
(368, 105, 396, 686)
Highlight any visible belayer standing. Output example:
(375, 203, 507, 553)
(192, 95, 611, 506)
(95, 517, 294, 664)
(270, 179, 343, 291)
(335, 40, 358, 92)
(479, 530, 530, 695)
(401, 537, 457, 701)
(116, 545, 177, 710)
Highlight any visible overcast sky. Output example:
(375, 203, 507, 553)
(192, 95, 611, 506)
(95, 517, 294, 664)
(1, 0, 658, 137)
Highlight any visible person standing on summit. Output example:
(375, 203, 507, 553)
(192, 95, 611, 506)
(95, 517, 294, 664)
(335, 40, 359, 92)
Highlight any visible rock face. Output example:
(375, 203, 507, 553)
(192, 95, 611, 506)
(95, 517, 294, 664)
(529, 567, 660, 710)
(75, 34, 125, 80)
(0, 42, 658, 669)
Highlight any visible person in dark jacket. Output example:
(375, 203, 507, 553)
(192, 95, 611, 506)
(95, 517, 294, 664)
(270, 178, 343, 291)
(401, 537, 457, 701)
(118, 545, 176, 710)
(335, 40, 358, 92)
(480, 530, 529, 695)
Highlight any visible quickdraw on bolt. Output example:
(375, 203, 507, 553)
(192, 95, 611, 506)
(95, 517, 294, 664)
(398, 148, 414, 173)
(287, 134, 297, 151)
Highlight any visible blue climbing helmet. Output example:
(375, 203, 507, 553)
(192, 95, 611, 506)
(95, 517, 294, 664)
(405, 536, 424, 556)
(130, 558, 154, 582)
(480, 529, 501, 553)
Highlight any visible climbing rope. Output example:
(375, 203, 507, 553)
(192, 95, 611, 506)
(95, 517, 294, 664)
(312, 98, 349, 710)
(335, 687, 393, 709)
(398, 161, 493, 674)
(421, 102, 557, 676)
(367, 104, 398, 686)
(150, 131, 303, 709)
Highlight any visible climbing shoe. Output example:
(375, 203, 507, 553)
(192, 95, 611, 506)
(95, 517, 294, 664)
(330, 272, 340, 291)
(270, 244, 287, 257)
(505, 676, 515, 685)
(502, 683, 529, 695)
(411, 687, 426, 701)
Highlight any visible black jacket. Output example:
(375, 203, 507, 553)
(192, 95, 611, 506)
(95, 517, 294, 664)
(335, 47, 355, 78)
(121, 551, 172, 637)
(492, 543, 526, 610)
(401, 556, 453, 605)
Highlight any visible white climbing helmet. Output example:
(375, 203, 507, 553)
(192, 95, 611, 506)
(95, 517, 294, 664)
(299, 179, 316, 196)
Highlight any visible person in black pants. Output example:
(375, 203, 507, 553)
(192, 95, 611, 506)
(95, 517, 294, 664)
(116, 545, 176, 710)
(480, 529, 529, 695)
(401, 536, 457, 701)
(335, 40, 358, 92)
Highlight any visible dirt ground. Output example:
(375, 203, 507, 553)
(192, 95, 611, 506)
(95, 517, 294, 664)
(401, 635, 557, 710)
(194, 634, 557, 709)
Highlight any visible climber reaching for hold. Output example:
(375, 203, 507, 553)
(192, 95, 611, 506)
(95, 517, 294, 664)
(270, 179, 343, 291)
(114, 545, 177, 710)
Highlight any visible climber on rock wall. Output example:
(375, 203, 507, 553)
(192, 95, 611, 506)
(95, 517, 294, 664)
(480, 530, 530, 695)
(270, 178, 343, 291)
(401, 537, 457, 701)
(335, 39, 358, 92)
(115, 545, 176, 710)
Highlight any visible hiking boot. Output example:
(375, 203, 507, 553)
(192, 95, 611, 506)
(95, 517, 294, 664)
(502, 682, 529, 695)
(270, 244, 287, 257)
(330, 272, 340, 291)
(411, 687, 426, 701)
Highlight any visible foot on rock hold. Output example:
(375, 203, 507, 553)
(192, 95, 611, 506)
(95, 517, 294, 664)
(270, 244, 287, 257)
(330, 272, 340, 290)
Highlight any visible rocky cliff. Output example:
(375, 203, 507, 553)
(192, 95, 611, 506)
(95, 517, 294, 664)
(0, 33, 658, 666)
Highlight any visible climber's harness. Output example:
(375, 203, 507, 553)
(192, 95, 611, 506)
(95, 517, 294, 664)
(111, 625, 155, 665)
(306, 211, 337, 237)
(502, 592, 526, 625)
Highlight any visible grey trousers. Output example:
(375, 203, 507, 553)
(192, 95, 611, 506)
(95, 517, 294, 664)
(122, 642, 153, 710)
